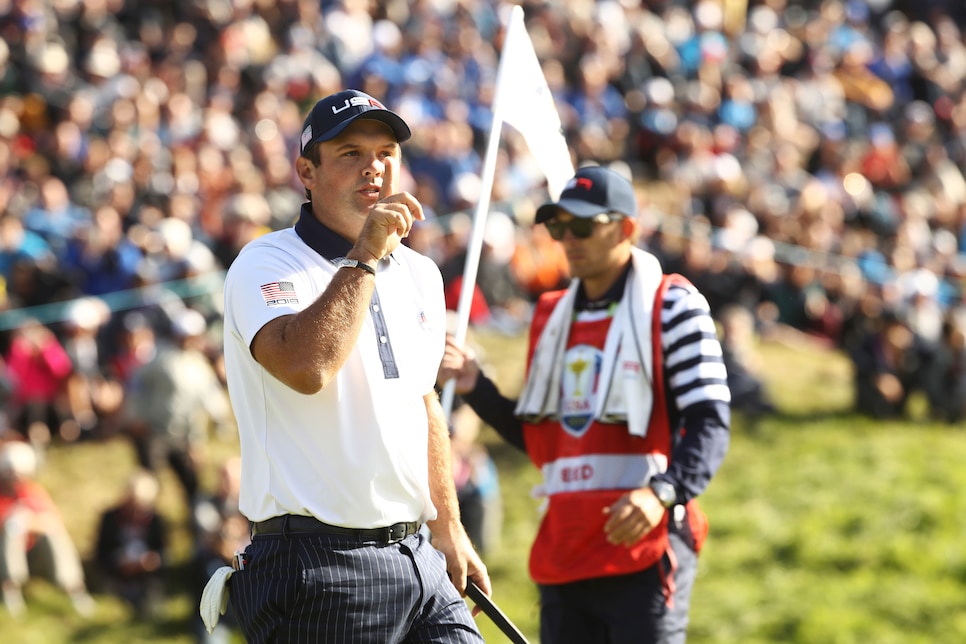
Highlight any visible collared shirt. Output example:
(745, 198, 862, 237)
(222, 205, 447, 527)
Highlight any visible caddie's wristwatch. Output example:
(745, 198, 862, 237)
(334, 257, 376, 276)
(649, 479, 678, 508)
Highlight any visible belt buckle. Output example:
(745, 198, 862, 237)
(386, 523, 406, 543)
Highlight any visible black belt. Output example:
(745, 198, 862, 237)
(251, 515, 420, 544)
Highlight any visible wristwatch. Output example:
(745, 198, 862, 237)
(649, 479, 678, 508)
(334, 257, 376, 276)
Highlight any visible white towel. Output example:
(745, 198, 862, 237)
(200, 566, 234, 634)
(515, 247, 664, 437)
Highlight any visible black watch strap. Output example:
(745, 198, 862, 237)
(335, 258, 376, 276)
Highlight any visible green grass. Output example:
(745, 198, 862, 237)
(4, 331, 966, 643)
(467, 331, 966, 643)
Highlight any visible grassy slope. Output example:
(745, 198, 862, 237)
(471, 331, 966, 644)
(4, 331, 966, 643)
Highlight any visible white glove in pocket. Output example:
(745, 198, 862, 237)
(200, 566, 234, 634)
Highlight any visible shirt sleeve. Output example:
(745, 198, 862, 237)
(655, 282, 731, 502)
(461, 374, 526, 452)
(223, 242, 316, 351)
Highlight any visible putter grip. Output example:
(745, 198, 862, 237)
(466, 580, 530, 644)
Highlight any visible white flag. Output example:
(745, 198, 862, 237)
(439, 6, 576, 421)
(493, 6, 575, 200)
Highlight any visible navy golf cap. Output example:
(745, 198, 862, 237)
(299, 89, 411, 155)
(534, 166, 638, 223)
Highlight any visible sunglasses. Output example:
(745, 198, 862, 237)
(544, 213, 624, 241)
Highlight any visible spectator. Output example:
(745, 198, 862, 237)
(850, 310, 928, 418)
(21, 177, 91, 258)
(209, 193, 272, 270)
(2, 257, 74, 311)
(59, 204, 143, 297)
(59, 296, 124, 441)
(104, 311, 158, 390)
(0, 441, 94, 618)
(3, 319, 74, 446)
(123, 308, 233, 508)
(0, 213, 55, 286)
(566, 52, 630, 162)
(93, 469, 167, 620)
(0, 357, 13, 437)
(922, 311, 966, 422)
(0, 2, 964, 416)
(474, 211, 532, 334)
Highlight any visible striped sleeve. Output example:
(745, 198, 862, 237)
(660, 282, 731, 410)
(655, 280, 731, 502)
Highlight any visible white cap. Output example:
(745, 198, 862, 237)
(64, 296, 108, 331)
(127, 470, 160, 508)
(171, 308, 207, 338)
(0, 442, 38, 478)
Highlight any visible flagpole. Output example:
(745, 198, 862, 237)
(441, 4, 572, 421)
(439, 34, 508, 421)
(452, 42, 509, 352)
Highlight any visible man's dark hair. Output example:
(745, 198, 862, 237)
(301, 143, 321, 201)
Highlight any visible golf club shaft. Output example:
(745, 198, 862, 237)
(466, 580, 530, 644)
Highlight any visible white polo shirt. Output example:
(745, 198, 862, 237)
(222, 214, 446, 528)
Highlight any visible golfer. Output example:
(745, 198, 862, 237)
(221, 89, 488, 643)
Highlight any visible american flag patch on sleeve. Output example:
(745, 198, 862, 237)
(260, 281, 298, 306)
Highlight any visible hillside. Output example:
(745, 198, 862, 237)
(3, 332, 966, 643)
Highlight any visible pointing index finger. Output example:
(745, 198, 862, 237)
(379, 156, 396, 201)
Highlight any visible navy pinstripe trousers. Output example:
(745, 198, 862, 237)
(227, 529, 483, 643)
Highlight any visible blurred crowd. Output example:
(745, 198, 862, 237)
(2, 0, 966, 631)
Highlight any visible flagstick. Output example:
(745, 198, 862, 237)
(441, 4, 572, 421)
(440, 61, 506, 421)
